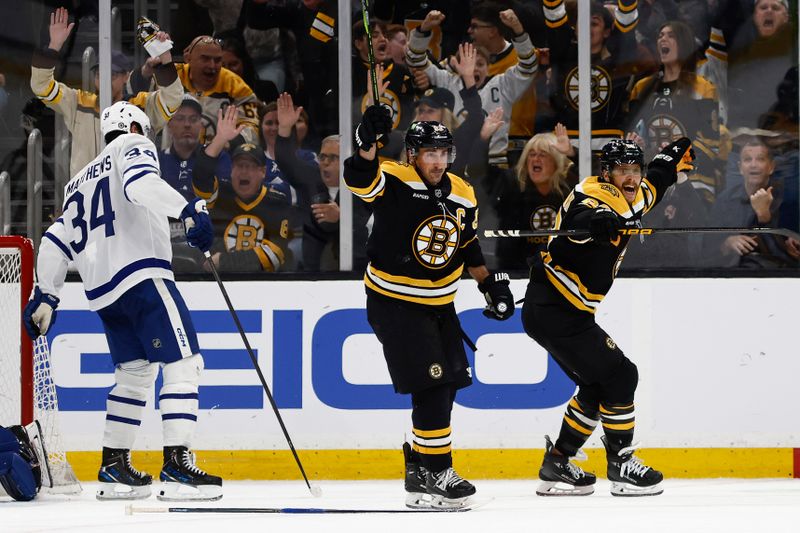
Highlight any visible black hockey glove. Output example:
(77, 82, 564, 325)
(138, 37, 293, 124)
(478, 272, 514, 321)
(589, 206, 621, 245)
(23, 286, 59, 339)
(649, 137, 694, 175)
(354, 104, 392, 151)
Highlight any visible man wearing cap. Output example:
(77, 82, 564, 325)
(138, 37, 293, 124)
(159, 94, 232, 200)
(407, 8, 537, 169)
(31, 7, 183, 176)
(192, 105, 300, 272)
(174, 35, 260, 148)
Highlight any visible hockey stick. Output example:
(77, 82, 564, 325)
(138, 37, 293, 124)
(203, 251, 321, 498)
(483, 226, 800, 241)
(360, 0, 380, 104)
(127, 501, 488, 514)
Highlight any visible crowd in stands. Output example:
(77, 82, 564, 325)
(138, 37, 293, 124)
(2, 0, 798, 273)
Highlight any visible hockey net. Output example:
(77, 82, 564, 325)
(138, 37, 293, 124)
(0, 236, 81, 494)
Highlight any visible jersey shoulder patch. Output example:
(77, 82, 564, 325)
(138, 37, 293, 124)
(447, 172, 477, 207)
(380, 160, 423, 186)
(576, 176, 631, 216)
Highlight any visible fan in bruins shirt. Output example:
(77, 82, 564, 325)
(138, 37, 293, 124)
(343, 105, 514, 510)
(522, 137, 695, 499)
(193, 139, 299, 273)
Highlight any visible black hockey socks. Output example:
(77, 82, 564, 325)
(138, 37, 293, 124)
(411, 385, 456, 473)
(554, 396, 599, 456)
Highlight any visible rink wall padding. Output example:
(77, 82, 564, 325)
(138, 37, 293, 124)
(46, 278, 800, 479)
(66, 448, 798, 481)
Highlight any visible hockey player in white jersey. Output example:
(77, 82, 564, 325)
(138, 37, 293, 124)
(22, 101, 222, 502)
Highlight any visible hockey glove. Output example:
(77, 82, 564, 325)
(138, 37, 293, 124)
(181, 198, 214, 252)
(23, 287, 59, 339)
(589, 206, 621, 245)
(650, 137, 694, 175)
(478, 272, 514, 321)
(354, 104, 392, 151)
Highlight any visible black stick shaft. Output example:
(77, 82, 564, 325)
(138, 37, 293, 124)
(361, 0, 380, 104)
(203, 252, 314, 494)
(483, 227, 800, 241)
(157, 506, 470, 514)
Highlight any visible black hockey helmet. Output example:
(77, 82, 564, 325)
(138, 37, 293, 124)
(600, 139, 644, 176)
(405, 121, 456, 164)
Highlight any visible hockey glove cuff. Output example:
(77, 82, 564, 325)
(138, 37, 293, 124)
(354, 104, 392, 151)
(478, 272, 514, 321)
(23, 287, 59, 339)
(650, 137, 693, 175)
(589, 206, 621, 245)
(181, 198, 214, 252)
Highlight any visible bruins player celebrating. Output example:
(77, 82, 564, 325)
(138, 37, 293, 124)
(524, 137, 694, 497)
(344, 106, 514, 509)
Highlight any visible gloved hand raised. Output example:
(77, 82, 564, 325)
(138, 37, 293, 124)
(23, 287, 59, 339)
(478, 272, 514, 320)
(589, 206, 621, 244)
(354, 104, 392, 151)
(180, 198, 213, 252)
(650, 137, 694, 174)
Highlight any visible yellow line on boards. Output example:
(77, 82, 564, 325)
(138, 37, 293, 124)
(66, 448, 795, 481)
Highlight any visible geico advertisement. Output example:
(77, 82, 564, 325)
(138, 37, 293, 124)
(49, 278, 800, 450)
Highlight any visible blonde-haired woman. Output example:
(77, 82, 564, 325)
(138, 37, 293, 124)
(495, 123, 577, 270)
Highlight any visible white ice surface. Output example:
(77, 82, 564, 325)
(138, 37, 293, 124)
(2, 479, 798, 533)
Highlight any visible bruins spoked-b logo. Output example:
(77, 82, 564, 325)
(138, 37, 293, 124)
(646, 114, 686, 150)
(225, 214, 266, 251)
(565, 65, 612, 112)
(529, 205, 557, 231)
(606, 336, 617, 350)
(413, 215, 460, 269)
(429, 363, 443, 379)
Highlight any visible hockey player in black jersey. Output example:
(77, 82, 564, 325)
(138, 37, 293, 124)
(523, 137, 695, 497)
(344, 105, 515, 509)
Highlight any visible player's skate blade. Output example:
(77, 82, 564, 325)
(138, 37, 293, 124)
(158, 481, 223, 501)
(610, 481, 663, 497)
(96, 482, 151, 500)
(405, 491, 433, 509)
(536, 480, 594, 496)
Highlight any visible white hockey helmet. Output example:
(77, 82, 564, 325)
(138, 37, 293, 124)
(100, 101, 152, 138)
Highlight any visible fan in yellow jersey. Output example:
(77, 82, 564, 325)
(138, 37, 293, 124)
(523, 137, 695, 498)
(175, 35, 261, 147)
(343, 105, 514, 510)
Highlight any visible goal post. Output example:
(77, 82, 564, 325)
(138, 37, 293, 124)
(0, 235, 81, 494)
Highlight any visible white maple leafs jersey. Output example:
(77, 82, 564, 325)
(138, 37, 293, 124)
(38, 133, 189, 310)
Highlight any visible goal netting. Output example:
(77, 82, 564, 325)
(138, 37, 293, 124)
(0, 236, 81, 494)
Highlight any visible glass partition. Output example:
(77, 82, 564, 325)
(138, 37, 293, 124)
(2, 1, 797, 277)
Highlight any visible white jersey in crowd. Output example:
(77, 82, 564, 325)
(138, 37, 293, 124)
(406, 29, 537, 165)
(37, 133, 189, 310)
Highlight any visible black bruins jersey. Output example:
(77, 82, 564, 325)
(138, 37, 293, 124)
(352, 60, 416, 131)
(343, 158, 485, 306)
(200, 180, 299, 272)
(537, 170, 675, 313)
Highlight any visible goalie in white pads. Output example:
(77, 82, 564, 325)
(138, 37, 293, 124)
(23, 101, 222, 502)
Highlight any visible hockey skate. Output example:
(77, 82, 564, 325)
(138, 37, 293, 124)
(96, 448, 152, 500)
(537, 435, 596, 496)
(425, 467, 476, 509)
(602, 436, 663, 496)
(158, 446, 222, 501)
(403, 442, 430, 508)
